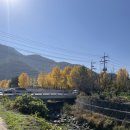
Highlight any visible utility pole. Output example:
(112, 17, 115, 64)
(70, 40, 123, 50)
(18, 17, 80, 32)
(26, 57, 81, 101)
(90, 61, 96, 93)
(91, 61, 96, 72)
(90, 61, 96, 116)
(100, 53, 109, 72)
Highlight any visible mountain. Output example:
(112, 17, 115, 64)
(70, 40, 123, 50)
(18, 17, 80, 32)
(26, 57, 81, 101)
(0, 44, 73, 80)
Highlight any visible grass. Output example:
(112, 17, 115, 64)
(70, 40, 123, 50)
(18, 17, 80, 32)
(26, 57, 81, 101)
(70, 104, 130, 130)
(0, 103, 61, 130)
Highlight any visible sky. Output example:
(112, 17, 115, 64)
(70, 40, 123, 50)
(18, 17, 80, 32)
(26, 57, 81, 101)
(0, 0, 130, 73)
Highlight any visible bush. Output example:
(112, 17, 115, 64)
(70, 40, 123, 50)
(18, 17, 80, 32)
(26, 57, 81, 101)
(13, 95, 48, 118)
(0, 104, 61, 130)
(0, 96, 14, 110)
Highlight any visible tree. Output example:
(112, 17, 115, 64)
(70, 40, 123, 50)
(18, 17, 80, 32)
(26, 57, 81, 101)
(51, 67, 62, 89)
(9, 77, 19, 88)
(98, 72, 110, 91)
(61, 66, 73, 89)
(46, 73, 53, 89)
(37, 73, 47, 88)
(116, 68, 129, 92)
(0, 80, 10, 89)
(18, 72, 30, 88)
(87, 69, 98, 92)
(29, 77, 37, 88)
(68, 66, 89, 91)
(5, 80, 11, 88)
(0, 80, 5, 89)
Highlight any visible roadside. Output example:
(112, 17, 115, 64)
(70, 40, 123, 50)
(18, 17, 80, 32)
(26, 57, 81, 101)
(0, 117, 7, 130)
(0, 96, 61, 130)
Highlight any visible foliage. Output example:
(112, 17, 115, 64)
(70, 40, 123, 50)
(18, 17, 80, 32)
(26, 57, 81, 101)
(18, 72, 30, 88)
(98, 72, 111, 91)
(13, 95, 48, 118)
(70, 103, 130, 130)
(50, 67, 62, 89)
(0, 103, 61, 130)
(116, 68, 129, 92)
(29, 77, 38, 87)
(61, 66, 73, 89)
(0, 80, 11, 89)
(96, 68, 130, 98)
(68, 66, 91, 92)
(35, 65, 94, 91)
(0, 96, 15, 110)
(0, 65, 97, 93)
(9, 77, 18, 88)
(37, 73, 47, 87)
(1, 66, 130, 97)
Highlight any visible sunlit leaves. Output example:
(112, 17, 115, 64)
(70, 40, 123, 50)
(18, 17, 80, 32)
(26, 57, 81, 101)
(37, 73, 47, 88)
(0, 80, 11, 89)
(116, 68, 129, 91)
(18, 72, 30, 88)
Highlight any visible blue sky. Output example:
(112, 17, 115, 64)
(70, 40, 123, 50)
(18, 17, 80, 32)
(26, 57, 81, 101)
(0, 0, 130, 73)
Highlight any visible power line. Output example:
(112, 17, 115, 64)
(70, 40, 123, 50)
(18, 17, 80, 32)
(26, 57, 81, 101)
(0, 34, 91, 60)
(0, 31, 129, 73)
(0, 30, 101, 58)
(0, 39, 92, 63)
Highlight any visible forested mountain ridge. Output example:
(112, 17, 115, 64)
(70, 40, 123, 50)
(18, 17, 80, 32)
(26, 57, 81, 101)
(0, 44, 73, 79)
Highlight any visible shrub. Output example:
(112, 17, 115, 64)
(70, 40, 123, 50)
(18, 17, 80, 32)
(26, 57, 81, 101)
(13, 94, 48, 118)
(0, 96, 14, 110)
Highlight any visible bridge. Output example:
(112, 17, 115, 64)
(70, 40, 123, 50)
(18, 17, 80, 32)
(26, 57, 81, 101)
(0, 92, 77, 101)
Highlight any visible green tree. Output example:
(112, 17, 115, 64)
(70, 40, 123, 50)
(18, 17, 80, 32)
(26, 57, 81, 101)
(9, 77, 19, 88)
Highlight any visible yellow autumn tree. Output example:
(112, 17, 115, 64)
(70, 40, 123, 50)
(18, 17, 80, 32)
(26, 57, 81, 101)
(0, 80, 10, 89)
(5, 80, 11, 88)
(51, 67, 62, 89)
(46, 73, 53, 89)
(68, 66, 88, 91)
(61, 66, 73, 89)
(99, 72, 110, 91)
(0, 80, 4, 89)
(37, 73, 47, 88)
(18, 72, 30, 88)
(29, 77, 37, 88)
(116, 68, 129, 92)
(60, 71, 66, 90)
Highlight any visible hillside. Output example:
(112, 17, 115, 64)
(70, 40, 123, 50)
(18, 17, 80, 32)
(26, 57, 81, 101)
(0, 44, 73, 80)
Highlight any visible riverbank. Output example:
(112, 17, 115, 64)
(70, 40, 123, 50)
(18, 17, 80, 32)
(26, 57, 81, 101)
(0, 95, 61, 130)
(53, 113, 92, 130)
